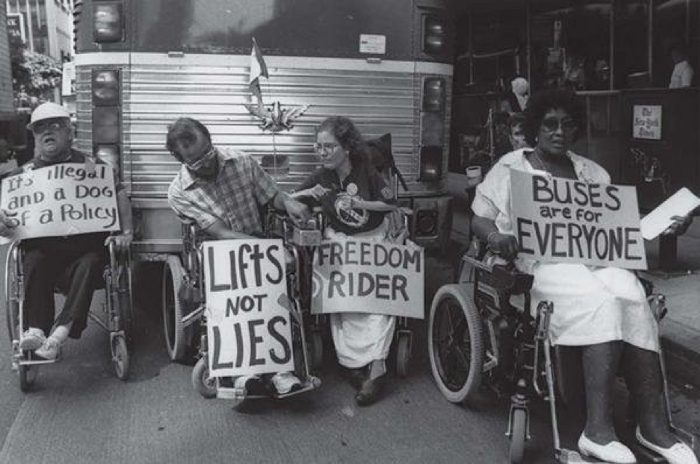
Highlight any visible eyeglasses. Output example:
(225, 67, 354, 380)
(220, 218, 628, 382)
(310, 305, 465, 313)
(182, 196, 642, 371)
(32, 119, 67, 134)
(313, 142, 340, 153)
(184, 147, 216, 170)
(540, 117, 578, 134)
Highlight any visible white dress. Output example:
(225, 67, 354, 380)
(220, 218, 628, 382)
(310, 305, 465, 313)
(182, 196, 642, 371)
(472, 149, 658, 352)
(324, 219, 397, 368)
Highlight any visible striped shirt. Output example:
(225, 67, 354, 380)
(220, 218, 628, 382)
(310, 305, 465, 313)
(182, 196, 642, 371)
(168, 148, 279, 235)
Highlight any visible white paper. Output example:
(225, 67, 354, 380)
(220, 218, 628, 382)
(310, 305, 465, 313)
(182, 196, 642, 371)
(641, 188, 700, 240)
(359, 34, 386, 54)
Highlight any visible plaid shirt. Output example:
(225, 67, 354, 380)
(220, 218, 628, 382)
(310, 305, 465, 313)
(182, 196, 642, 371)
(168, 148, 279, 235)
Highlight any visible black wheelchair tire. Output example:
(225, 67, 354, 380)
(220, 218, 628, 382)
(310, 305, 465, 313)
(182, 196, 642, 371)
(111, 335, 130, 381)
(19, 364, 36, 392)
(428, 284, 484, 404)
(395, 333, 411, 378)
(509, 408, 527, 464)
(192, 356, 217, 399)
(162, 256, 187, 361)
(308, 330, 324, 371)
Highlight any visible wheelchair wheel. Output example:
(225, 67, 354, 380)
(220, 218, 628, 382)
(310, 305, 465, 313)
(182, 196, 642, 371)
(111, 335, 130, 381)
(428, 284, 484, 404)
(509, 408, 527, 464)
(5, 243, 20, 345)
(19, 364, 37, 392)
(192, 357, 216, 399)
(117, 261, 134, 348)
(308, 330, 324, 370)
(162, 256, 187, 361)
(395, 332, 411, 378)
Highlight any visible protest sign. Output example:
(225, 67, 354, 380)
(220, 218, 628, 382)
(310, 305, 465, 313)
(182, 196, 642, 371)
(0, 163, 121, 243)
(311, 238, 425, 319)
(510, 170, 647, 269)
(203, 239, 295, 378)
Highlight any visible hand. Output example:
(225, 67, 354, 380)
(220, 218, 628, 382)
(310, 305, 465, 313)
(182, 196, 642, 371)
(661, 215, 692, 237)
(105, 231, 133, 252)
(284, 197, 311, 226)
(487, 232, 520, 260)
(0, 209, 18, 238)
(308, 184, 330, 200)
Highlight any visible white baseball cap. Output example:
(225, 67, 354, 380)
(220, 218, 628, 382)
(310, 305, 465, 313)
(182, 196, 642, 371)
(27, 102, 71, 130)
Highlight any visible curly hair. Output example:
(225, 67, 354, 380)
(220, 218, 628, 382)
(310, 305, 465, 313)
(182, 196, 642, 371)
(521, 89, 586, 146)
(317, 116, 367, 168)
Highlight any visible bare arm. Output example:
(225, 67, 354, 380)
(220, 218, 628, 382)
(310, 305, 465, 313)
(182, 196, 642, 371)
(203, 218, 258, 240)
(472, 214, 520, 260)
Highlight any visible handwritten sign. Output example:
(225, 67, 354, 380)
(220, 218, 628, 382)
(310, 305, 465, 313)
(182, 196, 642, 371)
(0, 163, 120, 242)
(203, 239, 294, 377)
(633, 105, 662, 140)
(510, 170, 647, 269)
(311, 238, 425, 319)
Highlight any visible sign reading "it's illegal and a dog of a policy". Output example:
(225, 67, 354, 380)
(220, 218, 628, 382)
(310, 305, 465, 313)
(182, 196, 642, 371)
(510, 170, 647, 269)
(0, 163, 121, 242)
(203, 239, 295, 378)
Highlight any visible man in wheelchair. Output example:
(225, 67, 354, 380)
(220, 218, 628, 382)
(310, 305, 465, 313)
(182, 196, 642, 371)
(470, 90, 696, 464)
(0, 102, 133, 360)
(166, 117, 311, 395)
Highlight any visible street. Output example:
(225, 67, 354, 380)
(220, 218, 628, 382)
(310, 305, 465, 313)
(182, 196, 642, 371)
(0, 251, 699, 464)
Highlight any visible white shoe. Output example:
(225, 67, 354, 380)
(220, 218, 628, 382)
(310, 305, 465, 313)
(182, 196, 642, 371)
(34, 337, 62, 360)
(19, 328, 46, 351)
(270, 372, 302, 395)
(578, 433, 637, 464)
(636, 428, 699, 464)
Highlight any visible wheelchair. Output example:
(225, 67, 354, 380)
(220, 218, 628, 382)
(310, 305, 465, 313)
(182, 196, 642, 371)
(428, 240, 696, 463)
(182, 212, 322, 403)
(5, 237, 134, 391)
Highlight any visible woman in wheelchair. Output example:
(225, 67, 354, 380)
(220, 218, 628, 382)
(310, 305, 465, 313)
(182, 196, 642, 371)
(471, 89, 696, 464)
(293, 116, 406, 406)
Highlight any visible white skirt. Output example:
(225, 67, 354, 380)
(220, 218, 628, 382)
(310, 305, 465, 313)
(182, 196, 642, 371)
(325, 220, 397, 368)
(529, 263, 659, 352)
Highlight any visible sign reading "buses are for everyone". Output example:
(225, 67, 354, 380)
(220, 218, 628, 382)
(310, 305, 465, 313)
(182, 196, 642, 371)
(510, 170, 647, 269)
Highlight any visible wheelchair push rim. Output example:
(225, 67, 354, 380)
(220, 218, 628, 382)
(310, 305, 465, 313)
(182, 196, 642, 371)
(428, 285, 485, 404)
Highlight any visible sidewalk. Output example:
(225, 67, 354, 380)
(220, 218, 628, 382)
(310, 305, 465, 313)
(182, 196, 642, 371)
(447, 173, 700, 388)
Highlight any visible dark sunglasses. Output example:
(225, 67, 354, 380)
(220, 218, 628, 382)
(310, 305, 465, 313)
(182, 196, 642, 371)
(540, 117, 578, 134)
(32, 119, 68, 134)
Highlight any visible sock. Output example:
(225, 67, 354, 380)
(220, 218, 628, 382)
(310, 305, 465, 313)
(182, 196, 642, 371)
(368, 360, 386, 380)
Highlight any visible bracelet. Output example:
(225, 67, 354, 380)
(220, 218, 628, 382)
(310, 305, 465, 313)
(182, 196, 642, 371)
(486, 231, 499, 247)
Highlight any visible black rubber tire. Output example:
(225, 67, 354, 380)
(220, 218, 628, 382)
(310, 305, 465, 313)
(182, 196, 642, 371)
(19, 364, 36, 392)
(192, 357, 217, 399)
(308, 330, 323, 370)
(112, 335, 130, 381)
(162, 256, 187, 361)
(509, 408, 527, 464)
(428, 284, 484, 404)
(395, 333, 411, 378)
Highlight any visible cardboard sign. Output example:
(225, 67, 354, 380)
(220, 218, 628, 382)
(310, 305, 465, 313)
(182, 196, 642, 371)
(203, 239, 295, 377)
(311, 238, 425, 319)
(0, 163, 121, 242)
(510, 170, 647, 269)
(633, 105, 662, 140)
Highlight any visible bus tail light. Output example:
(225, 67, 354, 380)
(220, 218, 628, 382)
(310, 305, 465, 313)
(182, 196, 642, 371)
(93, 107, 120, 144)
(92, 69, 120, 105)
(420, 77, 446, 182)
(93, 2, 123, 43)
(423, 16, 446, 56)
(95, 144, 121, 177)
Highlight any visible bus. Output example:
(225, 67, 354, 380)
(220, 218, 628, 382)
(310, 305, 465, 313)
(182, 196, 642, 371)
(73, 0, 455, 360)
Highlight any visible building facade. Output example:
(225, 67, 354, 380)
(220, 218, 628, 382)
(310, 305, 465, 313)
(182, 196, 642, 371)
(5, 0, 74, 62)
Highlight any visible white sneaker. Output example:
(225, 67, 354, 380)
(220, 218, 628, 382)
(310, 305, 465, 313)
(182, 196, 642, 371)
(578, 433, 636, 464)
(636, 427, 699, 464)
(270, 372, 302, 395)
(34, 337, 62, 360)
(19, 328, 46, 351)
